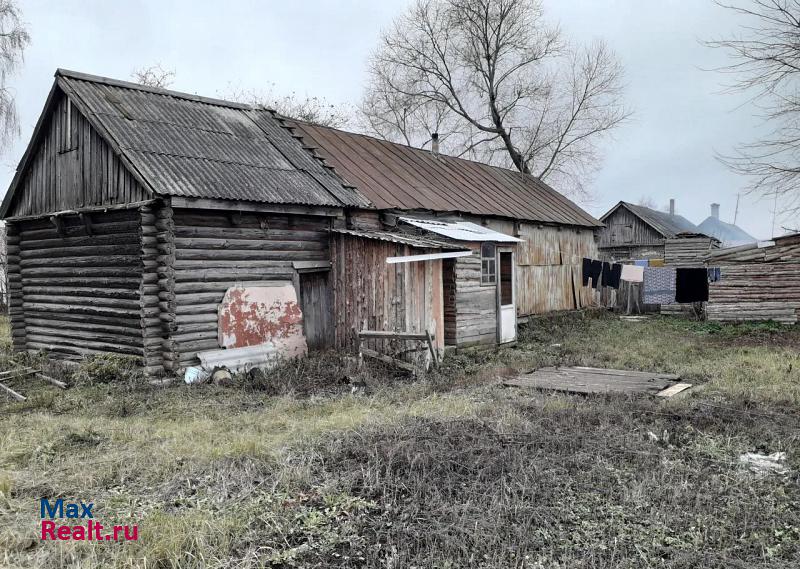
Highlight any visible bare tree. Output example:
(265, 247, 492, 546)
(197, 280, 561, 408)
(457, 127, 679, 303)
(131, 64, 175, 88)
(226, 85, 352, 128)
(359, 0, 629, 198)
(709, 1, 800, 210)
(0, 0, 29, 153)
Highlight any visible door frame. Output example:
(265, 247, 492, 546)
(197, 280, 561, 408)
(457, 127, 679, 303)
(495, 247, 516, 344)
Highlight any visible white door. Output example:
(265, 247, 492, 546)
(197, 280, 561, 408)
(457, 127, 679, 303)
(498, 250, 516, 343)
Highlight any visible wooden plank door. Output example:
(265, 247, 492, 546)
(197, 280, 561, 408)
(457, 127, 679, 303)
(299, 271, 333, 350)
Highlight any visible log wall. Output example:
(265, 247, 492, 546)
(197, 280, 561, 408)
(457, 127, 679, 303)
(11, 209, 145, 359)
(330, 233, 444, 352)
(707, 234, 800, 324)
(168, 208, 332, 368)
(665, 237, 719, 267)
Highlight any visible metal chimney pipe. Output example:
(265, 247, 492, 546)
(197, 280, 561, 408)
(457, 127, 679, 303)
(669, 198, 675, 216)
(711, 203, 720, 219)
(431, 132, 439, 156)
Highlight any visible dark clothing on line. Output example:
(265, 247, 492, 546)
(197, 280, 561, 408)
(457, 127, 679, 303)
(582, 258, 603, 288)
(675, 268, 709, 303)
(602, 263, 622, 289)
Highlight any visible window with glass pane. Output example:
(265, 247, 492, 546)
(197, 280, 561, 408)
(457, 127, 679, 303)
(481, 243, 496, 285)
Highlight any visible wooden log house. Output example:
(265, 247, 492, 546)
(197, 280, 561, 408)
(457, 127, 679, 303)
(2, 70, 603, 374)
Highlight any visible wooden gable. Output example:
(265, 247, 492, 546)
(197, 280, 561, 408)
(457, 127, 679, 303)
(6, 90, 150, 218)
(597, 204, 664, 248)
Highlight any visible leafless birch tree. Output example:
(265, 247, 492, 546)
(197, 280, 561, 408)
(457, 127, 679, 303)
(709, 1, 800, 209)
(359, 0, 628, 198)
(0, 0, 29, 153)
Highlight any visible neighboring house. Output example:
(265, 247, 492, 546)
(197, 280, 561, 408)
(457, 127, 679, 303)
(2, 70, 601, 374)
(598, 200, 699, 261)
(697, 203, 757, 248)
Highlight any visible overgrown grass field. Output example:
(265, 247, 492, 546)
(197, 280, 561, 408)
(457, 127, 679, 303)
(1, 312, 799, 568)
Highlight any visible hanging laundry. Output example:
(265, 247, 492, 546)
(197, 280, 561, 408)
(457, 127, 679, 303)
(634, 259, 648, 267)
(707, 267, 721, 283)
(643, 267, 676, 304)
(675, 268, 709, 303)
(582, 258, 603, 288)
(621, 264, 644, 283)
(602, 263, 622, 288)
(648, 259, 666, 267)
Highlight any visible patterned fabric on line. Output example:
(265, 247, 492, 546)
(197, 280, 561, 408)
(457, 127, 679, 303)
(643, 267, 676, 304)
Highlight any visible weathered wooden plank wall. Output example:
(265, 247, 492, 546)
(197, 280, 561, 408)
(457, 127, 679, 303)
(512, 224, 598, 314)
(9, 94, 150, 217)
(168, 208, 331, 368)
(11, 209, 145, 359)
(597, 207, 663, 248)
(330, 233, 444, 352)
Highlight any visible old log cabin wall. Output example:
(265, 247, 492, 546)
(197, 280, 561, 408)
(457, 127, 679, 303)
(163, 207, 334, 370)
(664, 236, 720, 267)
(330, 232, 444, 352)
(706, 234, 800, 324)
(443, 244, 495, 346)
(5, 91, 152, 361)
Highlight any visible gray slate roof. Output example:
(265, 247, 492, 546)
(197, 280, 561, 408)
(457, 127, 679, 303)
(696, 216, 757, 246)
(602, 201, 699, 238)
(56, 69, 369, 208)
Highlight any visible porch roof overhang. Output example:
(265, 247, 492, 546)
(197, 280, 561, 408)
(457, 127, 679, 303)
(399, 216, 523, 243)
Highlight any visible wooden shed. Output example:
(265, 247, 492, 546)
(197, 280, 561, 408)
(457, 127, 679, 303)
(3, 70, 604, 373)
(706, 233, 800, 324)
(598, 201, 699, 262)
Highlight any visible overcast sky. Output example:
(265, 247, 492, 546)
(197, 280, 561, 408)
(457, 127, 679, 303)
(3, 0, 794, 238)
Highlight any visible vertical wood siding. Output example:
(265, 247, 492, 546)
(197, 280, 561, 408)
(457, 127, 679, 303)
(513, 224, 598, 315)
(597, 207, 663, 248)
(330, 233, 444, 351)
(8, 94, 150, 217)
(168, 209, 331, 368)
(13, 209, 145, 359)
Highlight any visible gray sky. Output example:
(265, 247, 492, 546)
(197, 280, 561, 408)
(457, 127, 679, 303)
(3, 0, 794, 238)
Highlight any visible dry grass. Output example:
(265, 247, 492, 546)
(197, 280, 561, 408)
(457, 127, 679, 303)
(0, 312, 798, 568)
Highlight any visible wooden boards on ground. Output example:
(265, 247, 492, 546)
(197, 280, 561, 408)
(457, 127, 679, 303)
(503, 366, 690, 397)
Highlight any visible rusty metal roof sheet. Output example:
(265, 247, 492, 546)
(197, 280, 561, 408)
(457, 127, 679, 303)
(54, 69, 369, 208)
(331, 228, 465, 250)
(290, 121, 602, 228)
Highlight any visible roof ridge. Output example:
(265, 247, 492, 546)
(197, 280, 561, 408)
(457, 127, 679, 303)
(56, 68, 271, 112)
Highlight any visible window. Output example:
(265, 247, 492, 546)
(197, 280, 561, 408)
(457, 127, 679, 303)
(481, 242, 496, 285)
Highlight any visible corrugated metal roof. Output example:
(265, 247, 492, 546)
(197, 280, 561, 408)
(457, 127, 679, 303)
(399, 217, 522, 243)
(290, 121, 602, 228)
(55, 70, 369, 208)
(602, 202, 699, 239)
(331, 228, 465, 250)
